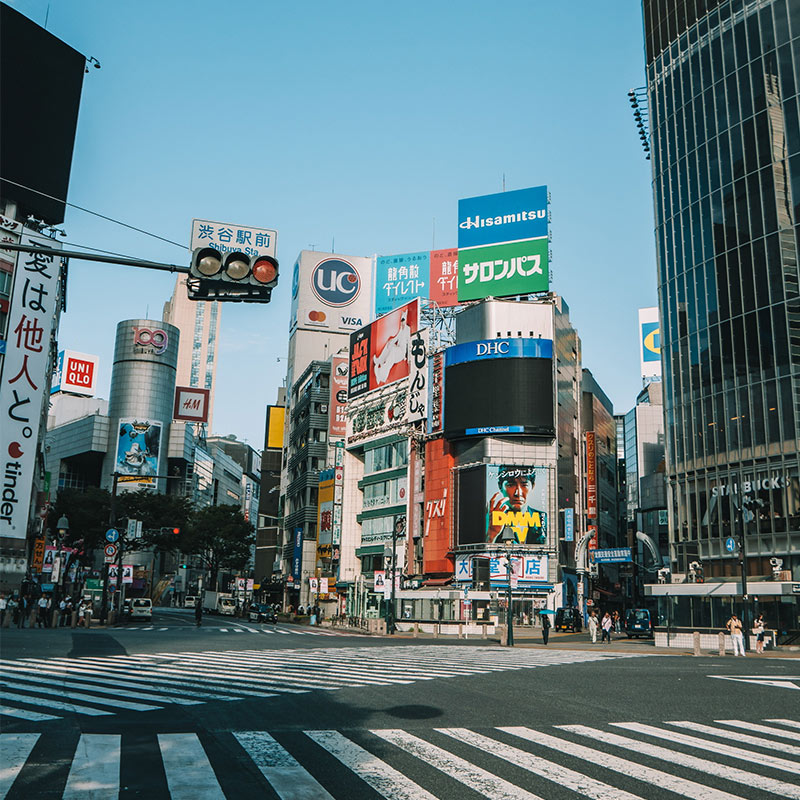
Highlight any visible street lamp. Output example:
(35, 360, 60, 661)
(499, 526, 517, 646)
(56, 516, 69, 541)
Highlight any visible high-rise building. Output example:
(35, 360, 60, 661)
(163, 276, 221, 430)
(643, 1, 800, 627)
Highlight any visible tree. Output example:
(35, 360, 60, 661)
(117, 489, 194, 553)
(183, 504, 254, 590)
(47, 487, 111, 560)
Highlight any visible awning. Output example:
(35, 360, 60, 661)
(355, 544, 385, 557)
(422, 578, 452, 586)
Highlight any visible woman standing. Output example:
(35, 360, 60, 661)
(753, 613, 765, 654)
(601, 612, 613, 644)
(587, 610, 599, 643)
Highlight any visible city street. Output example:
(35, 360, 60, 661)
(1, 611, 798, 798)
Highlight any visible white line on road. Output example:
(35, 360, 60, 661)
(159, 733, 224, 800)
(0, 704, 58, 721)
(0, 690, 111, 717)
(0, 733, 39, 797)
(665, 720, 800, 755)
(63, 734, 119, 800)
(0, 678, 161, 713)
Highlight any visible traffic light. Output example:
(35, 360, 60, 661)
(187, 247, 278, 303)
(160, 526, 180, 535)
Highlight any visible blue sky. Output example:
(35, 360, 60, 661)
(11, 0, 656, 448)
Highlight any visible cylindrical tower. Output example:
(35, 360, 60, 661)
(102, 319, 180, 494)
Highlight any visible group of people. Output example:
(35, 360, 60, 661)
(586, 610, 620, 644)
(726, 612, 766, 656)
(293, 603, 323, 625)
(0, 592, 94, 628)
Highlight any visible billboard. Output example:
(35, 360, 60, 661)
(639, 306, 662, 379)
(51, 350, 99, 396)
(317, 470, 335, 559)
(429, 248, 459, 308)
(457, 185, 549, 301)
(290, 251, 373, 334)
(407, 328, 429, 423)
(375, 251, 429, 317)
(586, 431, 597, 518)
(443, 338, 554, 438)
(422, 438, 454, 574)
(173, 386, 210, 423)
(329, 356, 348, 438)
(457, 464, 549, 546)
(455, 554, 549, 584)
(115, 419, 161, 486)
(265, 405, 286, 450)
(348, 299, 419, 399)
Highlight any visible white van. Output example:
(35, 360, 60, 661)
(130, 598, 153, 620)
(184, 595, 198, 608)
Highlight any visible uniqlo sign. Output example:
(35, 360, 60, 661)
(173, 386, 210, 423)
(51, 350, 98, 396)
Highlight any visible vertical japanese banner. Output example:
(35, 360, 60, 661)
(328, 356, 348, 438)
(407, 328, 429, 422)
(427, 351, 444, 434)
(0, 230, 62, 539)
(586, 431, 597, 518)
(429, 248, 459, 307)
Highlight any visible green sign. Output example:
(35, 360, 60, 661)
(86, 578, 104, 590)
(457, 238, 549, 302)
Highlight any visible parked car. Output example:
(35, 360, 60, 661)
(184, 595, 198, 609)
(554, 606, 582, 632)
(248, 603, 278, 624)
(130, 598, 153, 620)
(625, 608, 654, 638)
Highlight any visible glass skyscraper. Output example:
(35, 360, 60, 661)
(644, 1, 799, 581)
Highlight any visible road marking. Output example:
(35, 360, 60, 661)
(765, 718, 800, 730)
(559, 724, 800, 799)
(715, 718, 800, 741)
(0, 704, 58, 721)
(306, 730, 438, 800)
(0, 733, 39, 797)
(1, 677, 161, 713)
(159, 733, 224, 799)
(234, 731, 335, 800)
(437, 727, 644, 800)
(504, 726, 750, 800)
(0, 690, 112, 717)
(708, 675, 800, 690)
(665, 720, 800, 755)
(610, 721, 800, 775)
(63, 734, 119, 800)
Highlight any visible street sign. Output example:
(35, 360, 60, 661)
(190, 219, 277, 259)
(590, 548, 632, 564)
(105, 528, 120, 544)
(725, 537, 737, 553)
(127, 519, 136, 538)
(103, 543, 118, 563)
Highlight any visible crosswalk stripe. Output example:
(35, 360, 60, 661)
(502, 726, 748, 800)
(665, 720, 800, 755)
(233, 731, 335, 800)
(305, 730, 438, 800)
(762, 718, 800, 732)
(158, 733, 224, 800)
(437, 727, 644, 800)
(63, 734, 119, 800)
(0, 690, 112, 717)
(610, 721, 800, 775)
(716, 719, 800, 741)
(0, 733, 39, 797)
(1, 678, 161, 712)
(0, 705, 58, 721)
(372, 728, 543, 799)
(558, 724, 800, 799)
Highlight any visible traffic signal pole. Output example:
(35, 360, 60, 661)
(0, 242, 189, 273)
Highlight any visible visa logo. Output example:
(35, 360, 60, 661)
(342, 317, 362, 326)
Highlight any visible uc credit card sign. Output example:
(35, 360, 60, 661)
(458, 185, 549, 301)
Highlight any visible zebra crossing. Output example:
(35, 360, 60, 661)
(0, 646, 646, 722)
(2, 716, 798, 798)
(111, 622, 348, 636)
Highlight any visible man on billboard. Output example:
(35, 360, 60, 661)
(486, 465, 546, 545)
(372, 305, 412, 385)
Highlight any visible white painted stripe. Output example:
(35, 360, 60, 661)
(764, 718, 800, 730)
(0, 678, 160, 712)
(372, 729, 542, 799)
(159, 733, 224, 800)
(306, 730, 437, 800)
(0, 691, 111, 716)
(234, 731, 335, 800)
(0, 705, 58, 721)
(0, 733, 39, 796)
(610, 722, 800, 775)
(438, 727, 644, 800)
(665, 720, 800, 755)
(233, 629, 246, 633)
(502, 726, 749, 800)
(555, 724, 800, 800)
(724, 719, 800, 740)
(159, 627, 168, 631)
(218, 628, 228, 632)
(63, 734, 119, 800)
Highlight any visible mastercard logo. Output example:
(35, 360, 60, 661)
(308, 310, 327, 322)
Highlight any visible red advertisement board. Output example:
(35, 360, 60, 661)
(422, 438, 455, 575)
(429, 248, 459, 308)
(329, 356, 348, 437)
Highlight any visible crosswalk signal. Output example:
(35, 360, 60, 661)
(187, 247, 279, 303)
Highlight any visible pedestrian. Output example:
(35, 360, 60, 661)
(37, 594, 49, 628)
(0, 592, 6, 627)
(601, 612, 613, 644)
(588, 610, 598, 643)
(541, 612, 551, 645)
(77, 599, 86, 627)
(58, 597, 68, 627)
(17, 595, 28, 628)
(194, 598, 203, 627)
(753, 613, 765, 654)
(297, 604, 305, 616)
(612, 610, 621, 633)
(726, 612, 746, 656)
(6, 594, 17, 628)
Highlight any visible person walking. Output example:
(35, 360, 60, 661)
(0, 592, 6, 627)
(194, 598, 203, 627)
(587, 610, 599, 643)
(753, 613, 765, 654)
(726, 612, 746, 656)
(17, 595, 28, 628)
(612, 610, 621, 633)
(601, 611, 613, 644)
(37, 595, 49, 628)
(541, 612, 551, 645)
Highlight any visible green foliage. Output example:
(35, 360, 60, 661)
(117, 489, 194, 552)
(47, 487, 111, 556)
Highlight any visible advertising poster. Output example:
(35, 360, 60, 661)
(42, 546, 56, 573)
(586, 431, 597, 518)
(373, 570, 386, 592)
(51, 350, 99, 396)
(375, 251, 430, 317)
(348, 299, 419, 398)
(407, 328, 429, 423)
(485, 464, 548, 545)
(429, 248, 459, 307)
(639, 306, 662, 379)
(116, 419, 161, 486)
(317, 470, 334, 558)
(457, 185, 549, 302)
(173, 386, 210, 423)
(122, 564, 134, 584)
(291, 527, 303, 584)
(329, 356, 349, 438)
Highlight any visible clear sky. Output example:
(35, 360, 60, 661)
(11, 0, 656, 449)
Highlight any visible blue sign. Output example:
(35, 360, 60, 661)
(445, 337, 553, 368)
(458, 185, 548, 249)
(310, 258, 361, 307)
(0, 339, 6, 355)
(375, 251, 430, 317)
(590, 548, 632, 564)
(465, 425, 524, 436)
(105, 528, 120, 543)
(564, 508, 574, 542)
(725, 537, 737, 553)
(642, 321, 661, 362)
(291, 527, 303, 583)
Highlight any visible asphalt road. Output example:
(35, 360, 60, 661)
(1, 607, 798, 798)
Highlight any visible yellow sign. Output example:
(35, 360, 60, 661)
(266, 406, 286, 450)
(32, 535, 46, 572)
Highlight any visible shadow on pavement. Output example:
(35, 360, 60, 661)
(68, 632, 128, 658)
